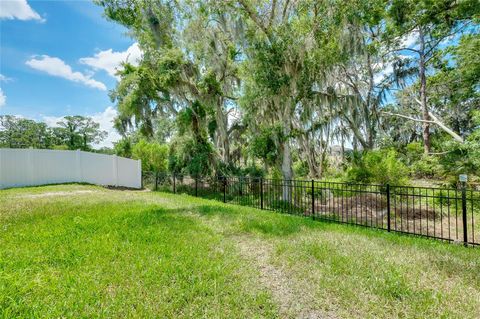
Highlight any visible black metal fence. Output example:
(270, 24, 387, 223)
(143, 173, 480, 246)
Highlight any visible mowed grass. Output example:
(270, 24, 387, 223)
(0, 185, 479, 318)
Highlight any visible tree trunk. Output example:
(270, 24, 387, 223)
(281, 139, 293, 202)
(280, 112, 293, 202)
(215, 100, 230, 164)
(299, 134, 319, 178)
(344, 115, 370, 150)
(318, 127, 331, 179)
(419, 27, 431, 154)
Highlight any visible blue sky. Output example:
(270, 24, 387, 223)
(0, 0, 141, 147)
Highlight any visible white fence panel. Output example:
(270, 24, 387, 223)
(0, 148, 141, 189)
(117, 156, 142, 189)
(32, 149, 77, 185)
(80, 151, 115, 186)
(0, 148, 33, 188)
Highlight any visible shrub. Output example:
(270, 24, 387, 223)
(410, 155, 444, 179)
(404, 142, 423, 165)
(133, 139, 168, 174)
(293, 160, 309, 178)
(345, 149, 409, 185)
(168, 136, 215, 177)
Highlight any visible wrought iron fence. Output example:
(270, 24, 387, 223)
(143, 173, 479, 246)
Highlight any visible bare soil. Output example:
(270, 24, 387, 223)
(22, 190, 96, 198)
(234, 235, 335, 319)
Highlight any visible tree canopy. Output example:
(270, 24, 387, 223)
(0, 115, 107, 152)
(96, 0, 480, 188)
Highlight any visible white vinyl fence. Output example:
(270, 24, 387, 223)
(0, 148, 142, 189)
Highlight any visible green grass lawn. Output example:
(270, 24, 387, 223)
(1, 185, 479, 318)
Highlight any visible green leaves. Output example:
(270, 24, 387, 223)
(346, 149, 409, 185)
(0, 115, 106, 151)
(95, 0, 480, 181)
(132, 139, 168, 173)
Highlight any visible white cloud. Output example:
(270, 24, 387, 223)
(0, 88, 6, 107)
(0, 0, 44, 21)
(373, 54, 409, 85)
(26, 55, 107, 90)
(90, 106, 121, 148)
(42, 115, 62, 128)
(43, 106, 120, 149)
(79, 43, 142, 79)
(0, 74, 13, 82)
(400, 31, 418, 49)
(374, 62, 393, 85)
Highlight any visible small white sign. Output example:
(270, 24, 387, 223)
(459, 174, 468, 182)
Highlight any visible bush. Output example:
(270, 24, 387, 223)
(404, 142, 423, 165)
(293, 160, 309, 178)
(240, 165, 265, 178)
(133, 139, 168, 174)
(345, 149, 409, 185)
(411, 155, 444, 179)
(168, 136, 215, 177)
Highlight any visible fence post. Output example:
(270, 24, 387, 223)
(461, 181, 468, 246)
(76, 149, 82, 183)
(154, 171, 159, 191)
(112, 154, 118, 187)
(260, 178, 264, 210)
(311, 180, 315, 220)
(28, 148, 35, 186)
(386, 184, 391, 232)
(223, 177, 226, 203)
(173, 174, 176, 194)
(195, 177, 198, 197)
(138, 160, 142, 189)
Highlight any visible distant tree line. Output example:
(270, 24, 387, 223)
(0, 115, 108, 152)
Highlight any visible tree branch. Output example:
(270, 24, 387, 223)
(268, 0, 276, 28)
(237, 0, 270, 38)
(382, 110, 464, 143)
(382, 111, 435, 123)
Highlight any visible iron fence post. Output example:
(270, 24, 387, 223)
(311, 180, 315, 220)
(223, 177, 226, 203)
(461, 181, 468, 246)
(260, 178, 264, 210)
(195, 177, 198, 197)
(173, 174, 176, 194)
(386, 184, 391, 232)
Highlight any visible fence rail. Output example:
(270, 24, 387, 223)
(143, 173, 479, 246)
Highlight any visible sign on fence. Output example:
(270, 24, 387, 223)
(0, 148, 141, 189)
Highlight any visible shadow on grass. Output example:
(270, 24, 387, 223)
(111, 206, 200, 232)
(142, 192, 478, 253)
(192, 204, 319, 237)
(0, 182, 96, 192)
(186, 202, 473, 250)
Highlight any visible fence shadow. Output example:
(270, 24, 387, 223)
(144, 174, 480, 247)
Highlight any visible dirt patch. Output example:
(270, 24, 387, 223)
(308, 194, 387, 224)
(234, 235, 334, 319)
(320, 193, 386, 213)
(307, 194, 439, 221)
(22, 190, 96, 198)
(104, 185, 148, 191)
(394, 206, 438, 220)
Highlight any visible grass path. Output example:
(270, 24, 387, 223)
(1, 184, 479, 318)
(234, 235, 331, 319)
